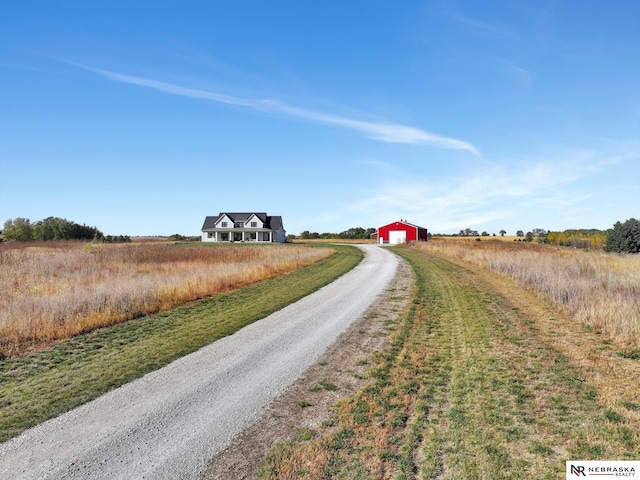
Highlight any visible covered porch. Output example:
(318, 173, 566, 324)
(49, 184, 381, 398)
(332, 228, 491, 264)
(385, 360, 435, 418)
(204, 230, 274, 242)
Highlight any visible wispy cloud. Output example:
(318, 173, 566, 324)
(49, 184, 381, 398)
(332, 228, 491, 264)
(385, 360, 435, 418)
(506, 62, 532, 83)
(448, 12, 508, 37)
(77, 64, 479, 154)
(349, 155, 594, 232)
(315, 142, 636, 233)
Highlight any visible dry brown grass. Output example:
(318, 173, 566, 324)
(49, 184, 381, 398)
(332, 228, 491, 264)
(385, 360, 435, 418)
(0, 242, 332, 358)
(416, 239, 640, 348)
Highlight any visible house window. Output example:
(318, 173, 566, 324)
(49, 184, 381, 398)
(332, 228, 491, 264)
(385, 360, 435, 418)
(221, 222, 228, 228)
(251, 222, 257, 228)
(207, 232, 214, 238)
(234, 222, 244, 228)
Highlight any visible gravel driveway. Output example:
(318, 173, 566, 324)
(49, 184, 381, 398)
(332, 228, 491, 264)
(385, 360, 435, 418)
(0, 244, 399, 480)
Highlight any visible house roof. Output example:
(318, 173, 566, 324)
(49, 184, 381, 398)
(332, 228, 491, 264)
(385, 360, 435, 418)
(201, 213, 284, 231)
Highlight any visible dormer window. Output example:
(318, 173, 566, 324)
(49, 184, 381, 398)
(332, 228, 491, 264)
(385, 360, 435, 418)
(221, 222, 228, 228)
(234, 222, 244, 228)
(251, 222, 257, 228)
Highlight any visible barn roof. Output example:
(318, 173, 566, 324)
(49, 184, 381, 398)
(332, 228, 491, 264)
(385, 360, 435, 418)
(379, 220, 427, 229)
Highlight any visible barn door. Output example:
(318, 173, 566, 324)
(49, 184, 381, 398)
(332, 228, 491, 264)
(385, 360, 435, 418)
(389, 230, 407, 244)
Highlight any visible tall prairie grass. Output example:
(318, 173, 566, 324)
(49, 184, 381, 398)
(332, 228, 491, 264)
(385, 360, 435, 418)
(414, 239, 640, 347)
(0, 242, 333, 357)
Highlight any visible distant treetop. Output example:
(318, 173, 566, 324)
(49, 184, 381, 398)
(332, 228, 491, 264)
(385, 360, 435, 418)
(605, 218, 640, 254)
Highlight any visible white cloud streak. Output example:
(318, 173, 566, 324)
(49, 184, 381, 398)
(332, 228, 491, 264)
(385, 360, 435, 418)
(506, 62, 532, 83)
(362, 139, 638, 232)
(80, 65, 479, 154)
(349, 157, 590, 232)
(448, 12, 508, 37)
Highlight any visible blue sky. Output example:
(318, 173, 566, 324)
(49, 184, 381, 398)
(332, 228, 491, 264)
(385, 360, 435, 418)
(1, 1, 638, 236)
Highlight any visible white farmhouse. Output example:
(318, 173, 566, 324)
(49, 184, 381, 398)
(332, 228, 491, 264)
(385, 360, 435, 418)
(201, 212, 286, 243)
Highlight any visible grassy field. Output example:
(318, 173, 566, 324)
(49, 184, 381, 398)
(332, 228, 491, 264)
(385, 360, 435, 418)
(417, 238, 640, 350)
(260, 245, 640, 479)
(0, 244, 363, 443)
(0, 241, 333, 358)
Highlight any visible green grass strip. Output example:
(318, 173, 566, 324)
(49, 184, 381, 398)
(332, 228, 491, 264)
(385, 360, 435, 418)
(0, 244, 363, 442)
(397, 248, 638, 478)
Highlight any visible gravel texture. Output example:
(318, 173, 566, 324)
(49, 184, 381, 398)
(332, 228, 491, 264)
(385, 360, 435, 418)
(202, 256, 413, 479)
(0, 244, 399, 480)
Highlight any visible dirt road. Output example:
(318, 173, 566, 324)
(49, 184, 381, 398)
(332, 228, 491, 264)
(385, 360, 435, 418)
(0, 245, 399, 480)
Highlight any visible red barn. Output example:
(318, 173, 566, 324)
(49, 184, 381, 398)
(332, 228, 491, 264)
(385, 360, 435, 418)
(377, 219, 428, 244)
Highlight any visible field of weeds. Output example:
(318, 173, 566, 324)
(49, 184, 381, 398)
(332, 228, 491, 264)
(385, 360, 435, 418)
(416, 239, 640, 350)
(0, 242, 332, 358)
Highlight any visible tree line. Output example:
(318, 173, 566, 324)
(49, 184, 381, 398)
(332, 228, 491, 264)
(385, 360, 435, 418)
(451, 228, 547, 239)
(4, 216, 637, 253)
(546, 229, 607, 250)
(296, 227, 377, 240)
(449, 219, 638, 254)
(545, 219, 638, 253)
(1, 217, 131, 243)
